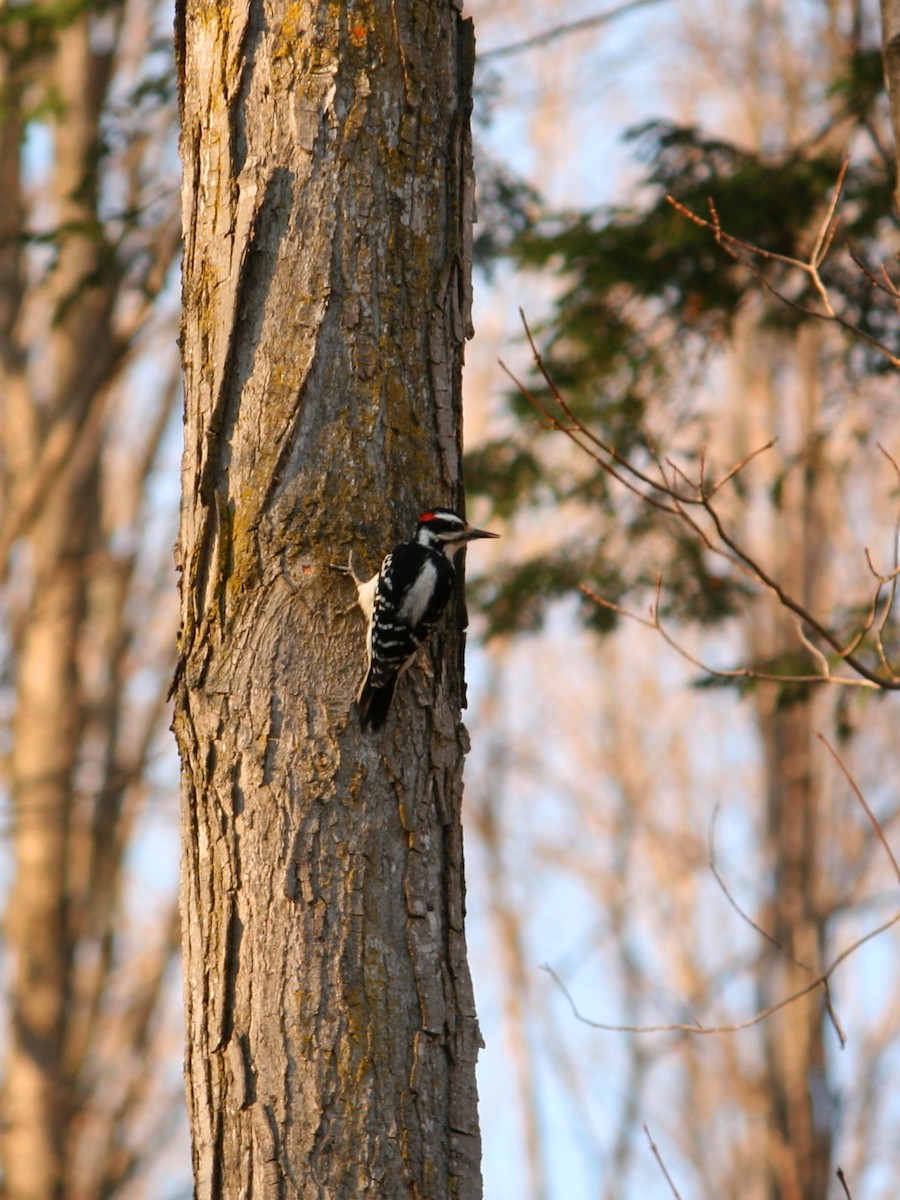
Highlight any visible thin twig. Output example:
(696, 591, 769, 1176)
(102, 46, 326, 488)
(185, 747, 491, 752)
(822, 982, 848, 1049)
(708, 806, 787, 954)
(520, 314, 702, 504)
(836, 1166, 854, 1200)
(863, 549, 900, 584)
(698, 498, 900, 687)
(871, 445, 900, 676)
(579, 582, 880, 689)
(809, 153, 851, 281)
(643, 1124, 684, 1200)
(848, 251, 900, 299)
(707, 805, 847, 1046)
(794, 617, 834, 678)
(498, 357, 682, 518)
(708, 438, 778, 495)
(515, 309, 784, 558)
(479, 0, 667, 61)
(817, 733, 900, 885)
(666, 187, 900, 369)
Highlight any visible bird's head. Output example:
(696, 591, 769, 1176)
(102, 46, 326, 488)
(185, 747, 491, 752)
(415, 507, 500, 560)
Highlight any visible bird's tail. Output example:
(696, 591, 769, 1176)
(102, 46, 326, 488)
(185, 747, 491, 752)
(357, 670, 398, 732)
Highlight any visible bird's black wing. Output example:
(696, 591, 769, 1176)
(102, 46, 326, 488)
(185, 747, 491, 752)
(357, 545, 454, 731)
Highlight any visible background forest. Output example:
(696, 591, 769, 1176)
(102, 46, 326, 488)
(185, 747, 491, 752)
(466, 2, 900, 1198)
(0, 0, 898, 1197)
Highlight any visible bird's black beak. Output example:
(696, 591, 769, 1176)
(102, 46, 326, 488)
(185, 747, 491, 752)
(463, 525, 500, 541)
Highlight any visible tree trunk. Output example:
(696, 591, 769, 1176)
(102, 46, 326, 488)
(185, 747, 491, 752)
(4, 483, 91, 1199)
(756, 694, 832, 1200)
(173, 2, 482, 1196)
(1, 13, 114, 1195)
(880, 0, 900, 208)
(742, 324, 835, 1200)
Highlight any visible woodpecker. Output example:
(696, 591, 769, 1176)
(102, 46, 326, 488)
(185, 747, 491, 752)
(337, 507, 499, 731)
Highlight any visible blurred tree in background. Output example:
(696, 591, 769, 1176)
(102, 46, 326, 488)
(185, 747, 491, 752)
(0, 1, 183, 1195)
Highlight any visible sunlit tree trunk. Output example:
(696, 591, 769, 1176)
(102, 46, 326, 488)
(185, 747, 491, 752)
(738, 321, 836, 1200)
(880, 0, 900, 206)
(2, 15, 113, 1196)
(756, 698, 832, 1200)
(173, 1, 483, 1194)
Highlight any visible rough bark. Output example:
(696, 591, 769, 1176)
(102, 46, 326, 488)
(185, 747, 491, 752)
(173, 2, 482, 1196)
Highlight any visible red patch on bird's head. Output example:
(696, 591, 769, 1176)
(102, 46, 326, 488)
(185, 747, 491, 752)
(418, 511, 436, 522)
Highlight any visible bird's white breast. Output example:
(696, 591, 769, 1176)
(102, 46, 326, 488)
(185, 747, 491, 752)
(398, 558, 438, 627)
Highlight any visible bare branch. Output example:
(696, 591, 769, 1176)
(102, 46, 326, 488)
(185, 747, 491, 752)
(512, 309, 779, 548)
(498, 357, 682, 518)
(810, 154, 850, 270)
(708, 804, 851, 1047)
(707, 437, 778, 496)
(695, 494, 900, 687)
(479, 0, 668, 61)
(848, 251, 900, 298)
(516, 306, 900, 688)
(579, 582, 881, 689)
(836, 1166, 855, 1200)
(543, 905, 900, 1037)
(518, 312, 698, 504)
(817, 733, 900, 885)
(643, 1125, 684, 1200)
(708, 806, 789, 956)
(665, 183, 900, 370)
(863, 547, 900, 584)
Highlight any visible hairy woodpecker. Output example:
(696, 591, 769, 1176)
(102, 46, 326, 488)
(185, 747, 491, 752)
(338, 508, 499, 731)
